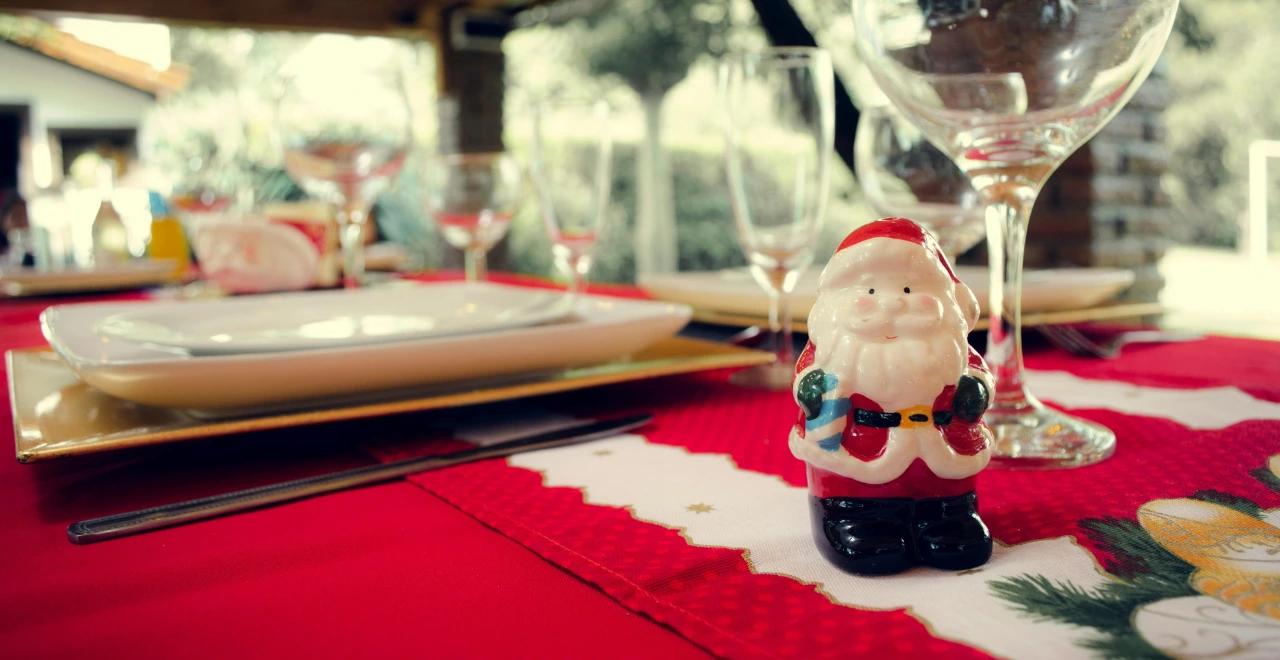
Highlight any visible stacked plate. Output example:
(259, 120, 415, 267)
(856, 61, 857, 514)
(1, 260, 179, 297)
(640, 265, 1137, 323)
(40, 282, 692, 411)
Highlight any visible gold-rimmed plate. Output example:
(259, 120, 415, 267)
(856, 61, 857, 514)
(8, 337, 771, 462)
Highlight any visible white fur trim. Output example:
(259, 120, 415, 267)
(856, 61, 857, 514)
(789, 424, 991, 483)
(916, 426, 992, 479)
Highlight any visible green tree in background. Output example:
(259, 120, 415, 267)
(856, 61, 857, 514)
(1163, 0, 1280, 250)
(573, 0, 727, 277)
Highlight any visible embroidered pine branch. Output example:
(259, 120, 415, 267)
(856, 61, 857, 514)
(989, 574, 1191, 659)
(1080, 518, 1193, 581)
(1251, 466, 1280, 494)
(989, 575, 1133, 631)
(1190, 489, 1264, 518)
(1078, 630, 1168, 660)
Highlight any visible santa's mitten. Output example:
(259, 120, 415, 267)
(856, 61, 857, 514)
(796, 369, 829, 420)
(800, 372, 849, 451)
(952, 374, 990, 422)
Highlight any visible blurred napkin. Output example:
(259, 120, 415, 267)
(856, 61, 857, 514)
(193, 219, 319, 294)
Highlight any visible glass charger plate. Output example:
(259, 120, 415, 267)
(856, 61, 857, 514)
(8, 337, 772, 462)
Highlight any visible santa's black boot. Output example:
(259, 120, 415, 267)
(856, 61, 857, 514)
(912, 492, 992, 570)
(809, 496, 913, 575)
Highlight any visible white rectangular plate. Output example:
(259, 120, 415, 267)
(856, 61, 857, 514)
(41, 285, 692, 411)
(94, 282, 576, 354)
(640, 265, 1135, 321)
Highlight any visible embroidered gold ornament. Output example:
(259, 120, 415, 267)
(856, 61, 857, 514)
(1138, 498, 1280, 621)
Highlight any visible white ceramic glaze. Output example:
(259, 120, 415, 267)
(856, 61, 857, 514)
(95, 282, 576, 355)
(791, 220, 992, 484)
(41, 286, 691, 410)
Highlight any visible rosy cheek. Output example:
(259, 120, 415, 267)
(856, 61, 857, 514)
(854, 296, 877, 314)
(910, 294, 942, 316)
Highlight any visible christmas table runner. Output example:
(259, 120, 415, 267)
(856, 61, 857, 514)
(368, 335, 1280, 659)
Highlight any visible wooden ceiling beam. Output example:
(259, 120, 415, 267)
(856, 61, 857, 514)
(0, 0, 533, 36)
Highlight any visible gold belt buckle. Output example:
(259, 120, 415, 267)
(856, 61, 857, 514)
(898, 405, 933, 429)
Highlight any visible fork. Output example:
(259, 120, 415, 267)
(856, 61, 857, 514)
(1038, 324, 1202, 359)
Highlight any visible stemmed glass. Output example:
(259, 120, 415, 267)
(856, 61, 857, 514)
(426, 153, 521, 282)
(529, 99, 613, 296)
(718, 48, 835, 390)
(855, 103, 984, 261)
(853, 0, 1180, 466)
(278, 43, 411, 289)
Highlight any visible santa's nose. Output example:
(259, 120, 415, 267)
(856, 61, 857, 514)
(881, 295, 908, 313)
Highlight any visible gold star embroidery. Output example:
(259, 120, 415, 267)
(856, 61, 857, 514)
(592, 450, 612, 457)
(686, 503, 714, 514)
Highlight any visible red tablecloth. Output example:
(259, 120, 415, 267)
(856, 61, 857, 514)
(1, 279, 1278, 659)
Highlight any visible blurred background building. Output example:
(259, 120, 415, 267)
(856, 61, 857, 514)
(1, 0, 1277, 334)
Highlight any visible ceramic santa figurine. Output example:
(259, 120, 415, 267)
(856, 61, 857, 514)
(790, 217, 994, 575)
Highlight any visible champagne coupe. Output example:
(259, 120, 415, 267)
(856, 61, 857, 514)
(279, 42, 411, 288)
(855, 104, 984, 260)
(719, 47, 835, 390)
(853, 0, 1179, 466)
(427, 152, 521, 282)
(529, 99, 613, 296)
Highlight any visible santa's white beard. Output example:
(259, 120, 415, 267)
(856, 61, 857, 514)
(815, 325, 966, 410)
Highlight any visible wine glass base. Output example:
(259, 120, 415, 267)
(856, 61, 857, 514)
(729, 362, 793, 391)
(986, 402, 1115, 469)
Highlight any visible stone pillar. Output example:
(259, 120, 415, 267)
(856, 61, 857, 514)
(1025, 64, 1172, 304)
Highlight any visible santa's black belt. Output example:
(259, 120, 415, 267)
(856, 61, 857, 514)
(854, 408, 953, 428)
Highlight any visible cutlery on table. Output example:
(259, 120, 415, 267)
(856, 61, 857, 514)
(68, 413, 652, 544)
(1039, 325, 1202, 359)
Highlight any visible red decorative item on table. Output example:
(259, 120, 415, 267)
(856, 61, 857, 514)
(791, 217, 994, 574)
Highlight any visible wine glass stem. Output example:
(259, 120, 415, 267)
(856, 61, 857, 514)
(980, 186, 1038, 413)
(766, 269, 795, 366)
(567, 258, 586, 296)
(465, 246, 487, 282)
(338, 204, 367, 289)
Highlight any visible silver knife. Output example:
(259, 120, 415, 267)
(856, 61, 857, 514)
(68, 413, 651, 544)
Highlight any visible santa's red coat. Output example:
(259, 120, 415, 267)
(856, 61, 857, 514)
(793, 340, 990, 499)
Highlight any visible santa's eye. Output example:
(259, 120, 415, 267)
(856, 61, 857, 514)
(868, 288, 875, 294)
(903, 286, 911, 293)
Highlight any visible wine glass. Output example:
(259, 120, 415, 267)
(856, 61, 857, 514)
(529, 98, 613, 296)
(855, 103, 984, 261)
(427, 153, 521, 282)
(853, 0, 1179, 466)
(718, 47, 835, 390)
(278, 39, 411, 288)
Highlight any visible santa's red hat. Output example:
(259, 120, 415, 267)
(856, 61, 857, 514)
(822, 217, 979, 325)
(832, 217, 959, 283)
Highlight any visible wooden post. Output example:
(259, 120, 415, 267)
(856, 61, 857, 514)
(428, 5, 511, 271)
(433, 5, 508, 154)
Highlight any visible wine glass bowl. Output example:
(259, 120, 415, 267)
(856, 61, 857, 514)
(719, 47, 835, 390)
(426, 152, 521, 282)
(278, 43, 412, 288)
(853, 0, 1180, 467)
(529, 98, 613, 296)
(854, 104, 984, 259)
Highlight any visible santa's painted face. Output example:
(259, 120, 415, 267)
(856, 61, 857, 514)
(813, 239, 956, 343)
